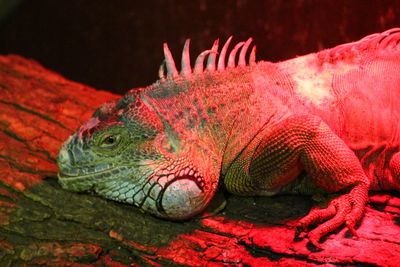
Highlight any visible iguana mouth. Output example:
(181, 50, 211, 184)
(57, 166, 132, 192)
(58, 167, 120, 180)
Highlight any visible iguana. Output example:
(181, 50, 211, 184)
(57, 28, 400, 247)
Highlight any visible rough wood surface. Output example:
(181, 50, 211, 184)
(0, 55, 399, 266)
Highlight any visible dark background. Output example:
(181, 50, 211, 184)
(0, 0, 399, 94)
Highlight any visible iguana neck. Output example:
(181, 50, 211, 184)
(220, 62, 302, 174)
(141, 62, 301, 175)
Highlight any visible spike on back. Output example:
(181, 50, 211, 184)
(217, 36, 233, 71)
(158, 36, 257, 81)
(206, 39, 219, 71)
(194, 50, 214, 74)
(317, 28, 400, 64)
(227, 41, 245, 68)
(239, 38, 253, 66)
(249, 46, 257, 65)
(181, 39, 191, 76)
(163, 43, 179, 78)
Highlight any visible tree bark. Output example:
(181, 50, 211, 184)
(0, 55, 399, 266)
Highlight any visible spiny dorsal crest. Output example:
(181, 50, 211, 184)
(159, 37, 256, 80)
(318, 28, 400, 63)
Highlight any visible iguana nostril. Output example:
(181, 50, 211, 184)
(57, 148, 70, 164)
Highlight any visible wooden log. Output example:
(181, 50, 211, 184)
(0, 55, 399, 266)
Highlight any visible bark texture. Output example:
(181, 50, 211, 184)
(0, 55, 399, 266)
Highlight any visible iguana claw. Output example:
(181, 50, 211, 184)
(297, 185, 368, 247)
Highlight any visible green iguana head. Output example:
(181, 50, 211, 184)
(57, 37, 255, 220)
(57, 87, 219, 219)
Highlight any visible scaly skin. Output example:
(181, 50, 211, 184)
(57, 29, 400, 247)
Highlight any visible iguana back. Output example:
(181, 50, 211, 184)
(278, 30, 400, 191)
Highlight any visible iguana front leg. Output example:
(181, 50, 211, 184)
(293, 118, 370, 247)
(228, 115, 370, 247)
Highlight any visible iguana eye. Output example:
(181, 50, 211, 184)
(100, 134, 120, 148)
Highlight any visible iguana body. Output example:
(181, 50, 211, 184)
(57, 29, 400, 247)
